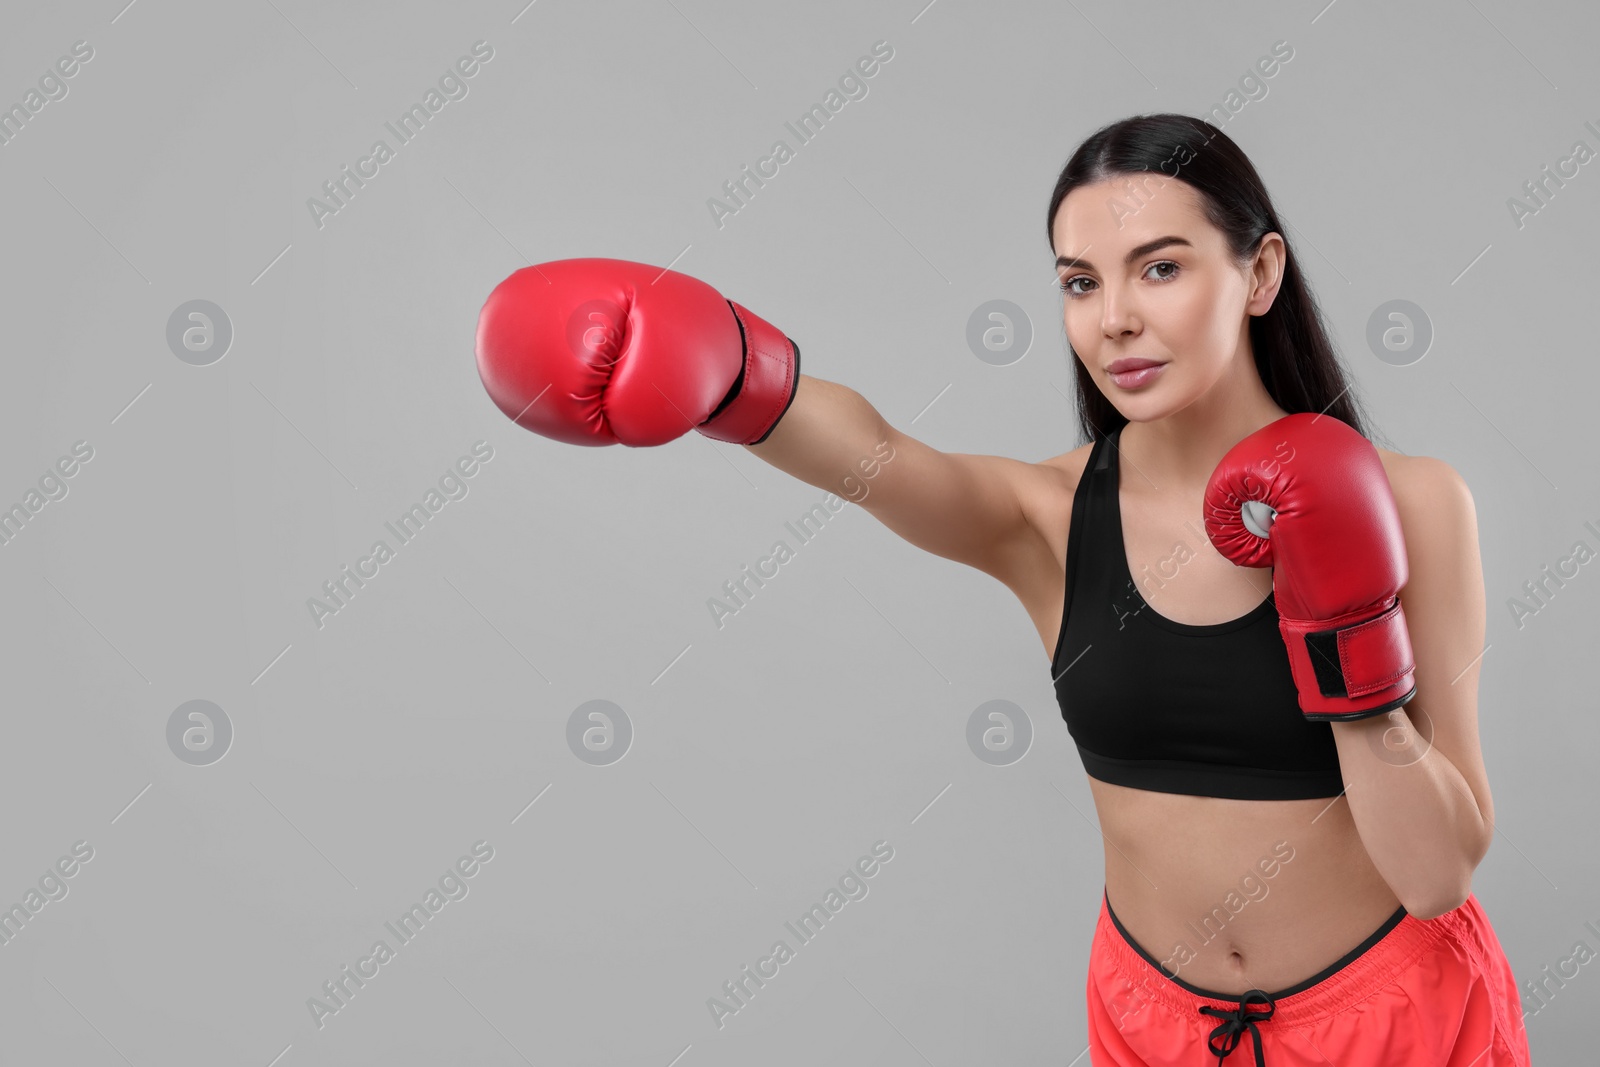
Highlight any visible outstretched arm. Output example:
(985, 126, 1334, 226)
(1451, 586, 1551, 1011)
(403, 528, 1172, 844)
(745, 374, 1057, 589)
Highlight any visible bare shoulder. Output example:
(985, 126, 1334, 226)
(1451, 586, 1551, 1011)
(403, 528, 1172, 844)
(1374, 447, 1477, 555)
(1040, 440, 1096, 482)
(1375, 448, 1473, 511)
(1029, 441, 1095, 515)
(967, 440, 1094, 616)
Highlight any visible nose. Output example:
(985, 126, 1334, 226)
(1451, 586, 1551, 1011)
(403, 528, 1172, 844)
(1098, 284, 1138, 338)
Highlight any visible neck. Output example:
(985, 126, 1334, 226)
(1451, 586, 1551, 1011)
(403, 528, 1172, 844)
(1117, 350, 1288, 493)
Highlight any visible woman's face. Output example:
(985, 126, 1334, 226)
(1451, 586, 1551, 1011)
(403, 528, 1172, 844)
(1050, 177, 1267, 423)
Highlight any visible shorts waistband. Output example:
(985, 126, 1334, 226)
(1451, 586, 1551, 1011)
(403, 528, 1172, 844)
(1095, 887, 1465, 1030)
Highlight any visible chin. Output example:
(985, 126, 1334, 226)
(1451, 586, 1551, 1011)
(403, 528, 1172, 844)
(1110, 380, 1208, 425)
(1111, 395, 1181, 424)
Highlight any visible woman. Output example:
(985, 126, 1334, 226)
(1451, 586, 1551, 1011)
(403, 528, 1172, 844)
(475, 113, 1531, 1065)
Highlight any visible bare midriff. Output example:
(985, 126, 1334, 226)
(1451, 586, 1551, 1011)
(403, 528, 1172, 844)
(1090, 775, 1403, 994)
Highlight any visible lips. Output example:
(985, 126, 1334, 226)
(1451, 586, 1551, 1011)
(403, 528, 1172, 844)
(1106, 359, 1167, 390)
(1106, 358, 1165, 373)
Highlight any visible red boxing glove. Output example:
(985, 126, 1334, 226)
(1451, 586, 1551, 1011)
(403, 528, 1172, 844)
(475, 257, 800, 447)
(1203, 413, 1417, 722)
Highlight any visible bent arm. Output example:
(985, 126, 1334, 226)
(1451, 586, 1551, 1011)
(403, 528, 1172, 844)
(743, 374, 1051, 586)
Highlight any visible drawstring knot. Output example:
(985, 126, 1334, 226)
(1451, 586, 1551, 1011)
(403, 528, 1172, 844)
(1198, 988, 1275, 1065)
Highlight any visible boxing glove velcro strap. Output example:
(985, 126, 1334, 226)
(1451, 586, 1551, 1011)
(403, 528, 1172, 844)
(1300, 598, 1415, 699)
(698, 300, 801, 445)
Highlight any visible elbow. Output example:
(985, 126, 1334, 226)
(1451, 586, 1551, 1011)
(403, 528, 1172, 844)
(1404, 890, 1468, 922)
(1398, 800, 1492, 922)
(1402, 871, 1473, 921)
(1408, 823, 1491, 920)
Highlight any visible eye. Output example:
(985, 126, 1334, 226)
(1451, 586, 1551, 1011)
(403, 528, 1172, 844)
(1058, 261, 1182, 299)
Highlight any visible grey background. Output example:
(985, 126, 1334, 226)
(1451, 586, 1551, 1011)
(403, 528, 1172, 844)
(1, 0, 1595, 1063)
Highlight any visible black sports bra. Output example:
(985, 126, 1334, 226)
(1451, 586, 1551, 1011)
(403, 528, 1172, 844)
(1050, 428, 1345, 800)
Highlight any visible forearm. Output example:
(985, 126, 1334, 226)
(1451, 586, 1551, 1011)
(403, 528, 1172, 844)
(743, 375, 893, 498)
(1331, 707, 1489, 919)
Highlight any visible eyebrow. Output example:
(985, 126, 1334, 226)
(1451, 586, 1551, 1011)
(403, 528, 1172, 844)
(1055, 235, 1193, 272)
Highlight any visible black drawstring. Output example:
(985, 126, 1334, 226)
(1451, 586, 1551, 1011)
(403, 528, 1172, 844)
(1198, 988, 1275, 1065)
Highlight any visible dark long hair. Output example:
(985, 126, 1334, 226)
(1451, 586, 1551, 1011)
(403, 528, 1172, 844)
(1046, 113, 1383, 448)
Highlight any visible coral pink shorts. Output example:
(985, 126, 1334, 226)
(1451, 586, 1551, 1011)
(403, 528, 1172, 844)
(1086, 888, 1531, 1066)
